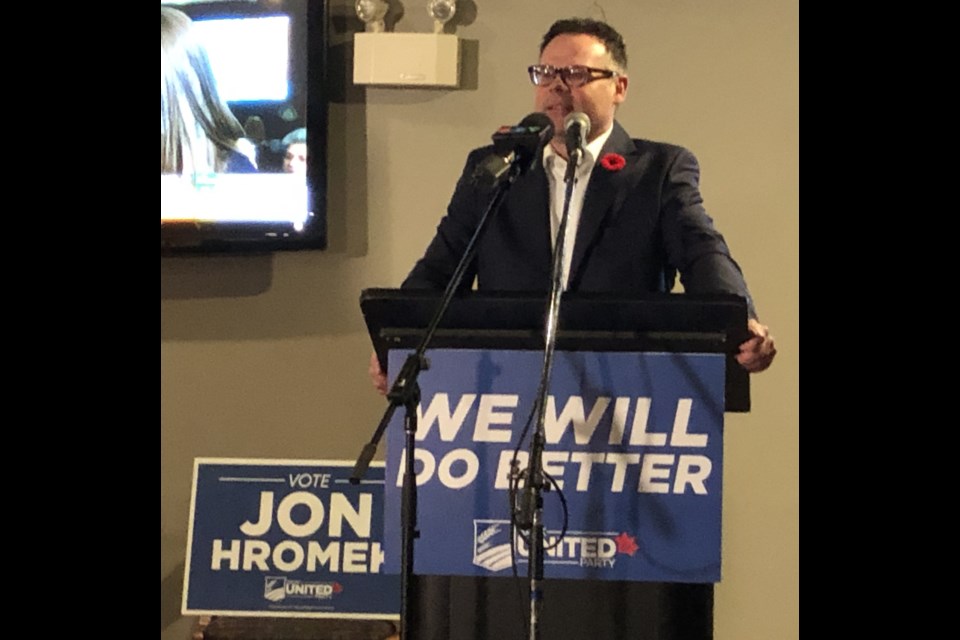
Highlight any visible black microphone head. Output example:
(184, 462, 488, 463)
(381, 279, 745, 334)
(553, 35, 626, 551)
(476, 112, 558, 187)
(488, 113, 554, 166)
(519, 112, 554, 140)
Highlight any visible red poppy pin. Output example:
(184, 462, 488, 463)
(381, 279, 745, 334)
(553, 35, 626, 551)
(600, 153, 626, 172)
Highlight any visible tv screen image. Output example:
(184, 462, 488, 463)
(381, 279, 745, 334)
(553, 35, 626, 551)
(192, 15, 292, 102)
(160, 0, 327, 254)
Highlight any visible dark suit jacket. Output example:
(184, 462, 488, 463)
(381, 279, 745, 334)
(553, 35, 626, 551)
(403, 121, 756, 318)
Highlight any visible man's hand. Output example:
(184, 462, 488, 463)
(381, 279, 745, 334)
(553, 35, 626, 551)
(737, 318, 777, 373)
(369, 350, 388, 395)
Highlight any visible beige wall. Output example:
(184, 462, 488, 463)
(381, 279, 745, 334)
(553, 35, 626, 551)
(161, 1, 799, 638)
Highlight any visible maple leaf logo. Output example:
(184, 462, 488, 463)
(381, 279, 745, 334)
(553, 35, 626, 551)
(614, 532, 639, 556)
(332, 582, 343, 594)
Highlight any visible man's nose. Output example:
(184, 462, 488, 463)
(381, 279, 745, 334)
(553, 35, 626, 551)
(549, 76, 571, 93)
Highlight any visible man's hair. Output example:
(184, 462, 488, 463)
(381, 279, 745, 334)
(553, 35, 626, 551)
(540, 18, 628, 71)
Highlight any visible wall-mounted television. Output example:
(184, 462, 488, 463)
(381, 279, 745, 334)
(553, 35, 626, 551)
(161, 0, 328, 254)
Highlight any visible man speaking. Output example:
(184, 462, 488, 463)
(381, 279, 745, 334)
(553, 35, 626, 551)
(368, 16, 777, 640)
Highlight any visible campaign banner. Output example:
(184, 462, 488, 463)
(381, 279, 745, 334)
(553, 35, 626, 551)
(384, 349, 726, 583)
(182, 459, 400, 619)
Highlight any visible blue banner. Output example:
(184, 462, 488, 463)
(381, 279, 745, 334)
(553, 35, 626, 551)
(384, 349, 726, 583)
(182, 459, 400, 618)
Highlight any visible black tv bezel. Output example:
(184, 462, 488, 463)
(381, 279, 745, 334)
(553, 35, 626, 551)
(160, 0, 328, 256)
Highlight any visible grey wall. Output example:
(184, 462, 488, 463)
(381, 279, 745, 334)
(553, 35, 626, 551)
(161, 1, 799, 638)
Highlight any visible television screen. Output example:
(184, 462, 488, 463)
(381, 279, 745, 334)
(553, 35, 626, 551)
(160, 0, 327, 254)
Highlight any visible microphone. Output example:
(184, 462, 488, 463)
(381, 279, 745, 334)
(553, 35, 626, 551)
(473, 112, 554, 187)
(563, 112, 590, 182)
(563, 111, 590, 155)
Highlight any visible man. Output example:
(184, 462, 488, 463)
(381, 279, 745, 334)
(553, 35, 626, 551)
(368, 17, 776, 640)
(369, 17, 775, 394)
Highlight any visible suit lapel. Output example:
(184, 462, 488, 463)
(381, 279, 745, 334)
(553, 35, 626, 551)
(508, 159, 553, 272)
(568, 122, 638, 286)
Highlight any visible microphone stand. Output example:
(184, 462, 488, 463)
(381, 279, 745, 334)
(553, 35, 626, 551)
(350, 156, 528, 640)
(517, 146, 582, 640)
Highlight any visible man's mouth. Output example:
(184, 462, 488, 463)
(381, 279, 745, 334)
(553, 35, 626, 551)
(543, 103, 572, 117)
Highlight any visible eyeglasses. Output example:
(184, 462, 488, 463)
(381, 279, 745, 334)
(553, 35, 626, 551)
(527, 64, 619, 88)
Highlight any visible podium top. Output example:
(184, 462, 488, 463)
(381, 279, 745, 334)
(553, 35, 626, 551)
(360, 288, 751, 412)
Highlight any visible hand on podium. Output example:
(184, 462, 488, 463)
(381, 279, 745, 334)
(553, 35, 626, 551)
(369, 350, 388, 395)
(737, 318, 777, 373)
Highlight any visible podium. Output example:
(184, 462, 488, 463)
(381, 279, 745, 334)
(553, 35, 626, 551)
(361, 288, 751, 412)
(359, 288, 750, 639)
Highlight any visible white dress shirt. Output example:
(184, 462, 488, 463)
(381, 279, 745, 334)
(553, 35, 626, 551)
(542, 126, 614, 289)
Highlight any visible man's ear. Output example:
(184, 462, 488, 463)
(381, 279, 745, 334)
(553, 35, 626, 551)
(614, 75, 629, 105)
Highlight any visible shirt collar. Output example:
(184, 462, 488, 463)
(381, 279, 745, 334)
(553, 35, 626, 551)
(543, 124, 615, 170)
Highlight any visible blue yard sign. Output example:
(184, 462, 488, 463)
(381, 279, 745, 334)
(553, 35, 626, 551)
(182, 459, 400, 618)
